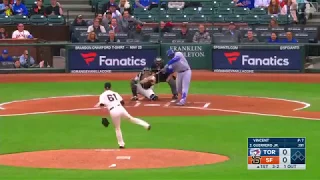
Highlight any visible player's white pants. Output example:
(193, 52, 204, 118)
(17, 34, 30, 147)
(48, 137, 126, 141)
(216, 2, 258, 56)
(109, 105, 150, 147)
(136, 84, 155, 99)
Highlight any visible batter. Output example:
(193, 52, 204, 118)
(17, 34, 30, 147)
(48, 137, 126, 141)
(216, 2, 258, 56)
(162, 49, 192, 106)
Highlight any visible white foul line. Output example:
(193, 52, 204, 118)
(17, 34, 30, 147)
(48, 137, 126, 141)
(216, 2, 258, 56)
(0, 106, 135, 117)
(203, 103, 211, 108)
(172, 106, 320, 121)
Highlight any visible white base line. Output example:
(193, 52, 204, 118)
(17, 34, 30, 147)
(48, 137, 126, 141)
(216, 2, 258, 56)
(203, 103, 210, 108)
(164, 102, 171, 107)
(144, 104, 161, 107)
(134, 102, 141, 107)
(172, 106, 320, 121)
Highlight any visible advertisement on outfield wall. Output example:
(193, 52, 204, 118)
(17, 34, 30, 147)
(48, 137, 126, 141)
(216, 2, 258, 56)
(212, 45, 303, 73)
(67, 45, 158, 73)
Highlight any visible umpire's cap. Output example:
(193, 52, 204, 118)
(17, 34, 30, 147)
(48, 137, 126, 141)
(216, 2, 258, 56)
(104, 82, 112, 89)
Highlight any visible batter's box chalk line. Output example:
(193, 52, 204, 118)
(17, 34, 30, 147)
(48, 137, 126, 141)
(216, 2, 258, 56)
(116, 156, 131, 160)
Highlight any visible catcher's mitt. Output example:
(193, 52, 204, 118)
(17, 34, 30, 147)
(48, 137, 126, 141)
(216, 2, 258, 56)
(101, 118, 110, 127)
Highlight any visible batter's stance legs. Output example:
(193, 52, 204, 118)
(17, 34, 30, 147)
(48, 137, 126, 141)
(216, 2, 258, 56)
(167, 78, 178, 99)
(177, 70, 192, 105)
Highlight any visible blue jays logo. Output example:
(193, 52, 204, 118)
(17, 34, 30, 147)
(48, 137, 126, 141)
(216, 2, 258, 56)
(249, 148, 261, 156)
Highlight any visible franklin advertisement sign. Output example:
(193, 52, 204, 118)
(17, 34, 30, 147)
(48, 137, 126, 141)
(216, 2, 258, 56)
(160, 44, 212, 69)
(212, 45, 303, 73)
(67, 45, 158, 73)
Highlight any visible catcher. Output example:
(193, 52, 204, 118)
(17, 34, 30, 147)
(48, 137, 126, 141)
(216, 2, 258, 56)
(130, 67, 159, 101)
(151, 57, 178, 100)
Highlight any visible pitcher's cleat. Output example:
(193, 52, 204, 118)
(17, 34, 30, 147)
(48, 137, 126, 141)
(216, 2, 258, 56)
(119, 146, 125, 149)
(131, 96, 138, 101)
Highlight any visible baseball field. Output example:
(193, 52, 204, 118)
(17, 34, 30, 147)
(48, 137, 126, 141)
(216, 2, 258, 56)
(0, 72, 319, 180)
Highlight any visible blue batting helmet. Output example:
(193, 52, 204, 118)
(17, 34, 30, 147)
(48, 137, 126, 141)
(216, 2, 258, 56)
(166, 49, 175, 58)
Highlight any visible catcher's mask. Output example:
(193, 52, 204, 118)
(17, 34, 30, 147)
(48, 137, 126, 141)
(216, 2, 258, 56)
(155, 57, 163, 66)
(143, 67, 152, 74)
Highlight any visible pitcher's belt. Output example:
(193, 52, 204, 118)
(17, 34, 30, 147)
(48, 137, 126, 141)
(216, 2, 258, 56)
(109, 104, 120, 111)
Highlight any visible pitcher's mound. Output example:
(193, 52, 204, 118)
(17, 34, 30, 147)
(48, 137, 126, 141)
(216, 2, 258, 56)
(0, 149, 229, 170)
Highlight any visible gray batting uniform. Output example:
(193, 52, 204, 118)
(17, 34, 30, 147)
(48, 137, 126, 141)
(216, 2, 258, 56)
(165, 52, 192, 104)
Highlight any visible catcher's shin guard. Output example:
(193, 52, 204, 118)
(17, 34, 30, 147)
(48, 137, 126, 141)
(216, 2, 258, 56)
(130, 80, 138, 97)
(150, 94, 158, 101)
(167, 78, 178, 96)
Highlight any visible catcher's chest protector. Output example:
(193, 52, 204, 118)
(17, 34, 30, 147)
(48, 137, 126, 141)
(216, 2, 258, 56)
(139, 72, 153, 90)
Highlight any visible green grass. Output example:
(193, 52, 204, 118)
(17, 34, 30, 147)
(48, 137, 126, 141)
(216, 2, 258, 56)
(0, 80, 320, 179)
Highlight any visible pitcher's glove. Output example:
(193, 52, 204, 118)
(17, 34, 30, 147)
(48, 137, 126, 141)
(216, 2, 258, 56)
(101, 118, 110, 127)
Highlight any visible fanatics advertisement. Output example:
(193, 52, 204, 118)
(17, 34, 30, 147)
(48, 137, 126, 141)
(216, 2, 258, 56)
(67, 45, 158, 73)
(212, 47, 303, 73)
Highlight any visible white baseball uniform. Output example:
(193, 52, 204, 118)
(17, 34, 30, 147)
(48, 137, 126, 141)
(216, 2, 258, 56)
(97, 90, 150, 147)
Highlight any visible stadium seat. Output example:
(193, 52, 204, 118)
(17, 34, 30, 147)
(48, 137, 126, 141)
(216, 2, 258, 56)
(11, 15, 29, 24)
(258, 31, 272, 42)
(233, 8, 250, 15)
(277, 32, 287, 41)
(260, 15, 275, 24)
(270, 26, 286, 32)
(73, 26, 88, 37)
(97, 32, 109, 41)
(149, 8, 166, 15)
(294, 32, 310, 43)
(216, 8, 233, 15)
(212, 1, 220, 8)
(158, 15, 172, 21)
(206, 26, 221, 33)
(201, 2, 213, 7)
(47, 15, 65, 25)
(278, 15, 293, 24)
(219, 2, 235, 7)
(138, 15, 155, 23)
(141, 26, 154, 33)
(239, 26, 253, 34)
(200, 7, 214, 15)
(242, 15, 260, 25)
(162, 33, 177, 39)
(171, 15, 189, 22)
(115, 33, 128, 42)
(78, 32, 88, 42)
(189, 14, 207, 22)
(250, 8, 267, 15)
(183, 7, 199, 15)
(208, 15, 225, 22)
(0, 15, 11, 25)
(133, 8, 149, 15)
(167, 8, 183, 15)
(224, 15, 242, 22)
(30, 15, 47, 25)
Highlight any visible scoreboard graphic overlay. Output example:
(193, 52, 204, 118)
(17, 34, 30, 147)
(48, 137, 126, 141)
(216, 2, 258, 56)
(248, 137, 306, 170)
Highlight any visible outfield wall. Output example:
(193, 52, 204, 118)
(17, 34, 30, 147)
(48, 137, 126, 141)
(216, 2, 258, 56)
(1, 43, 320, 74)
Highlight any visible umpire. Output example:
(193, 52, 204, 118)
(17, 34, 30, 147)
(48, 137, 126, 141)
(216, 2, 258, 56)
(151, 57, 178, 100)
